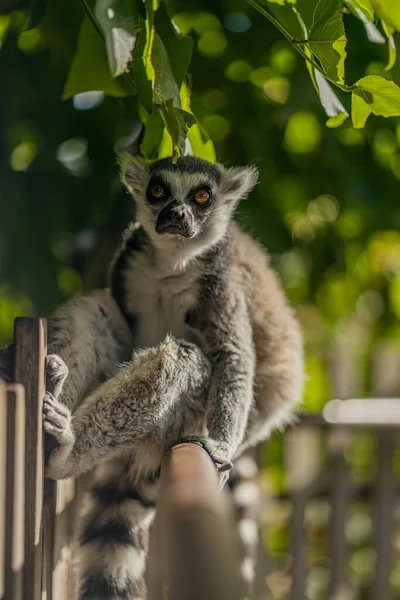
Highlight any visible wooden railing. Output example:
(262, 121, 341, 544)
(0, 317, 242, 600)
(2, 316, 400, 600)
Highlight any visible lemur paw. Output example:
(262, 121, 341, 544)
(43, 392, 74, 446)
(178, 435, 233, 488)
(46, 354, 69, 399)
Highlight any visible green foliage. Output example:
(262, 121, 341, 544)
(7, 0, 400, 157)
(248, 0, 400, 128)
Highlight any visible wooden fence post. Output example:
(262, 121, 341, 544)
(148, 443, 243, 600)
(13, 318, 47, 600)
(371, 345, 400, 600)
(4, 384, 26, 600)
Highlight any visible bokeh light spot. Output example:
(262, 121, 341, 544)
(193, 12, 221, 34)
(224, 13, 251, 33)
(249, 66, 275, 88)
(10, 141, 37, 171)
(201, 114, 231, 142)
(18, 28, 44, 53)
(269, 42, 296, 74)
(263, 77, 290, 104)
(284, 111, 322, 154)
(225, 60, 252, 82)
(198, 30, 228, 57)
(202, 89, 228, 111)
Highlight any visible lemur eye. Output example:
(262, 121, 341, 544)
(151, 184, 165, 199)
(194, 189, 210, 204)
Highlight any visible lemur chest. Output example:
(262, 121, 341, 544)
(124, 254, 200, 348)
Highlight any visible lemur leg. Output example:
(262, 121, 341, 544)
(78, 457, 157, 600)
(44, 336, 210, 480)
(181, 291, 255, 483)
(47, 289, 133, 410)
(238, 312, 304, 456)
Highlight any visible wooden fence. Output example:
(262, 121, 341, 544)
(0, 318, 242, 600)
(1, 316, 400, 600)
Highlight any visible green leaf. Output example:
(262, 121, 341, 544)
(247, 0, 348, 86)
(372, 0, 400, 32)
(187, 124, 217, 162)
(27, 0, 48, 29)
(382, 20, 396, 71)
(94, 0, 137, 77)
(159, 100, 196, 158)
(351, 75, 400, 128)
(344, 0, 374, 21)
(154, 2, 193, 88)
(132, 17, 153, 113)
(151, 32, 180, 105)
(295, 0, 347, 84)
(63, 14, 135, 99)
(307, 59, 348, 123)
(180, 79, 216, 161)
(326, 112, 348, 127)
(140, 107, 164, 159)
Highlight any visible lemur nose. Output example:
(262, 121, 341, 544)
(167, 207, 185, 221)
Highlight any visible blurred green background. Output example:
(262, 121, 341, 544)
(1, 1, 400, 598)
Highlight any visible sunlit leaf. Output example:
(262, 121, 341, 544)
(382, 21, 396, 71)
(326, 112, 348, 127)
(352, 75, 400, 128)
(295, 0, 347, 84)
(345, 0, 384, 43)
(248, 0, 348, 93)
(345, 0, 375, 21)
(63, 15, 135, 99)
(312, 67, 348, 124)
(94, 0, 138, 77)
(372, 0, 400, 32)
(180, 80, 216, 162)
(140, 107, 164, 159)
(159, 100, 196, 157)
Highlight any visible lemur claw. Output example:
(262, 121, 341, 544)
(43, 392, 74, 446)
(177, 434, 233, 487)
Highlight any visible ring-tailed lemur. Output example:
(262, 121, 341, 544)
(1, 156, 304, 600)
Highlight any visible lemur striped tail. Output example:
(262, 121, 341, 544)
(77, 459, 158, 600)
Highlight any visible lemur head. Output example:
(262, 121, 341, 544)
(120, 155, 258, 250)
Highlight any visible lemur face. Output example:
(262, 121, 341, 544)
(120, 155, 259, 243)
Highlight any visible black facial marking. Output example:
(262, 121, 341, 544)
(150, 156, 221, 184)
(146, 176, 171, 205)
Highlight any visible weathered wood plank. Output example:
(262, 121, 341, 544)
(0, 380, 6, 600)
(148, 443, 242, 600)
(5, 384, 25, 600)
(328, 342, 358, 599)
(13, 317, 47, 600)
(371, 346, 400, 600)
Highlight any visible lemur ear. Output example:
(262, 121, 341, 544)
(218, 165, 259, 204)
(118, 154, 149, 197)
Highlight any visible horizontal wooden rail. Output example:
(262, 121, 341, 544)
(148, 442, 243, 600)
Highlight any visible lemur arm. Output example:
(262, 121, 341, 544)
(182, 290, 255, 473)
(0, 290, 131, 409)
(44, 336, 210, 480)
(47, 290, 133, 410)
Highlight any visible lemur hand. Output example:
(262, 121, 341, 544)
(43, 354, 74, 474)
(177, 434, 233, 488)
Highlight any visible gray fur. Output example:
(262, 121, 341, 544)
(9, 155, 304, 600)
